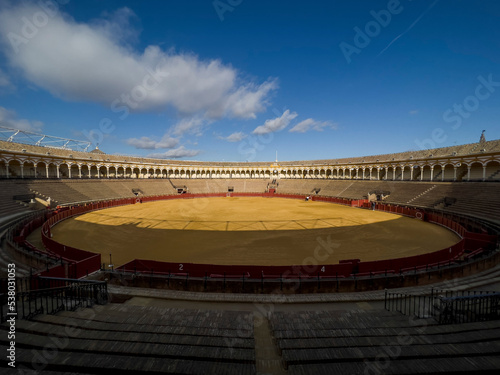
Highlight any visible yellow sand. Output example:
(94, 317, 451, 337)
(51, 197, 460, 266)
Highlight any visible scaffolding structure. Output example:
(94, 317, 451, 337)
(0, 126, 91, 152)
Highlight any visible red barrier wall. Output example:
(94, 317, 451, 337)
(35, 193, 496, 280)
(37, 198, 137, 278)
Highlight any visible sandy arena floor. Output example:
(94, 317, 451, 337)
(51, 197, 460, 267)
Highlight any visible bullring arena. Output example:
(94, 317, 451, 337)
(1, 129, 500, 374)
(52, 197, 459, 268)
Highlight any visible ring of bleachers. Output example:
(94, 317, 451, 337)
(3, 288, 500, 374)
(271, 309, 500, 374)
(0, 304, 256, 374)
(2, 177, 500, 225)
(2, 136, 500, 375)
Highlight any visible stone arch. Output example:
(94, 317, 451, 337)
(105, 166, 114, 178)
(70, 164, 80, 178)
(47, 162, 58, 178)
(58, 163, 69, 179)
(442, 163, 455, 181)
(35, 161, 47, 178)
(431, 164, 443, 181)
(116, 166, 124, 178)
(468, 162, 484, 181)
(131, 167, 139, 178)
(89, 165, 99, 178)
(22, 160, 36, 178)
(0, 158, 8, 178)
(485, 160, 500, 181)
(98, 165, 107, 178)
(80, 164, 90, 178)
(412, 165, 423, 181)
(7, 159, 22, 178)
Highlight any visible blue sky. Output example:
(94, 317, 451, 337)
(0, 0, 499, 162)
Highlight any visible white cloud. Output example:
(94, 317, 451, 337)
(0, 3, 276, 119)
(214, 79, 278, 119)
(126, 134, 178, 150)
(172, 117, 206, 137)
(90, 7, 141, 47)
(219, 131, 247, 142)
(409, 110, 419, 115)
(148, 146, 200, 159)
(252, 109, 298, 135)
(289, 118, 336, 133)
(0, 106, 43, 132)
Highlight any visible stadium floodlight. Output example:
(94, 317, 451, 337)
(0, 125, 92, 152)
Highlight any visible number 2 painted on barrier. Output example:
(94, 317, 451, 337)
(179, 264, 183, 271)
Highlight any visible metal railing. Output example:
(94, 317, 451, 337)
(438, 292, 500, 324)
(385, 288, 500, 324)
(0, 276, 108, 322)
(0, 209, 45, 241)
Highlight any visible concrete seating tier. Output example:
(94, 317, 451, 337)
(0, 180, 31, 218)
(24, 179, 178, 205)
(2, 179, 499, 223)
(0, 303, 256, 374)
(170, 179, 269, 194)
(270, 309, 500, 374)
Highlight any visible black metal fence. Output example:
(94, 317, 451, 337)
(385, 288, 500, 324)
(385, 289, 436, 319)
(438, 292, 500, 324)
(0, 276, 108, 322)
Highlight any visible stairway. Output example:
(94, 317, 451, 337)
(336, 182, 354, 197)
(488, 168, 500, 181)
(406, 184, 437, 204)
(457, 169, 468, 182)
